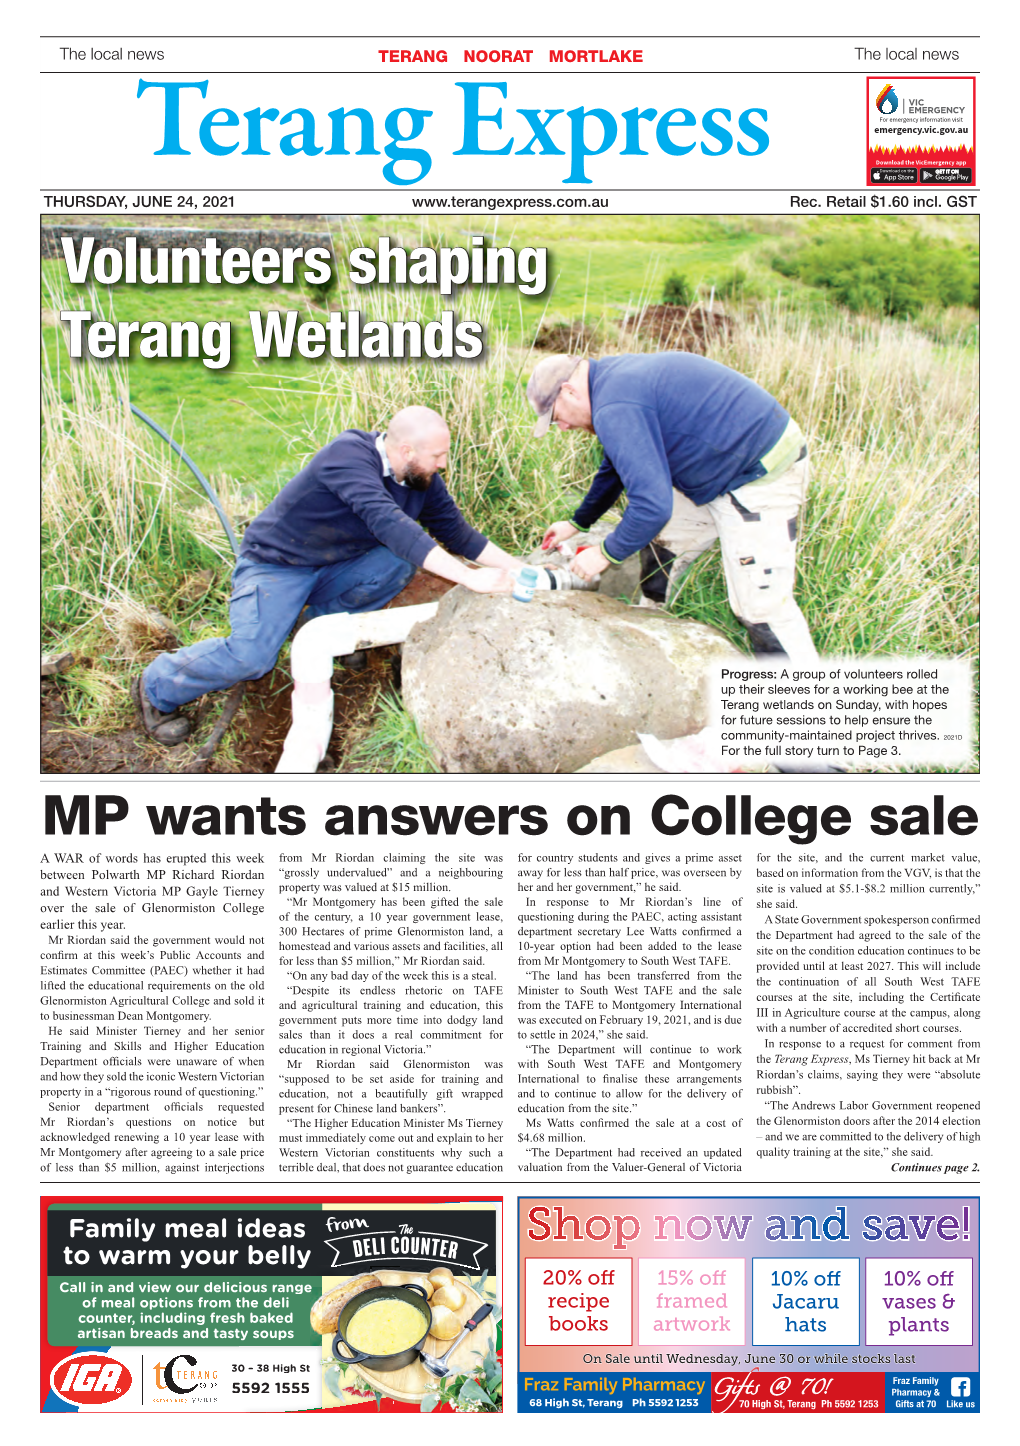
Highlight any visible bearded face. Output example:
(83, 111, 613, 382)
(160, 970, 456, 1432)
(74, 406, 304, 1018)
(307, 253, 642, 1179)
(390, 425, 449, 490)
(402, 458, 436, 491)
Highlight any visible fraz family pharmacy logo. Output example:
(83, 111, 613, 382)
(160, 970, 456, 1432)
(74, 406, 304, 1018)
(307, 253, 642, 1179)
(49, 1353, 132, 1406)
(867, 76, 976, 186)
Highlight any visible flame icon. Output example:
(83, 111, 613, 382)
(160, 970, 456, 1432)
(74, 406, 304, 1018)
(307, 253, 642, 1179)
(876, 84, 899, 113)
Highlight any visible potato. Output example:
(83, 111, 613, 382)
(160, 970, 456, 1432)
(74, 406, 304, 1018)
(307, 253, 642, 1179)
(309, 1274, 381, 1335)
(432, 1283, 466, 1312)
(429, 1305, 461, 1340)
(428, 1267, 454, 1286)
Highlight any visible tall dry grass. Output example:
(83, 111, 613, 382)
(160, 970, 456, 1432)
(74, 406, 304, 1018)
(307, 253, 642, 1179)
(42, 349, 236, 640)
(251, 279, 598, 556)
(698, 301, 978, 657)
(268, 284, 978, 660)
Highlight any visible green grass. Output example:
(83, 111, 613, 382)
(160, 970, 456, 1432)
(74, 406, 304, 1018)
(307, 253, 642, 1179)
(344, 690, 440, 773)
(43, 212, 977, 486)
(703, 299, 977, 659)
(772, 232, 978, 317)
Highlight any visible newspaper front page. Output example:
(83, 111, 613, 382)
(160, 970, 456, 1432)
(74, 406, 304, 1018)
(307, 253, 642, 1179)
(25, 12, 1003, 1439)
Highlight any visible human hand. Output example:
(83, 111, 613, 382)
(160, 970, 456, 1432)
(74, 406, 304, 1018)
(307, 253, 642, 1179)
(465, 568, 514, 595)
(541, 520, 579, 551)
(570, 546, 612, 581)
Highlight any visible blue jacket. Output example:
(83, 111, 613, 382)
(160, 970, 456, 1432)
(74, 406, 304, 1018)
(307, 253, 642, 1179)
(241, 429, 487, 569)
(572, 354, 791, 560)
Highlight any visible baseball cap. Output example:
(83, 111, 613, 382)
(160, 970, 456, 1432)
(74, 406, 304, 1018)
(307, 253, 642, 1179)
(526, 355, 582, 437)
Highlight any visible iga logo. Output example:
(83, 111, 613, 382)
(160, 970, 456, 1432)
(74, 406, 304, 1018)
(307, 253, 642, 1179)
(875, 84, 899, 113)
(50, 1352, 132, 1405)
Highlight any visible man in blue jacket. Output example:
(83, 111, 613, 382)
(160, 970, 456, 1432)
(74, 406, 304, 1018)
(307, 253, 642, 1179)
(134, 406, 516, 743)
(528, 353, 817, 661)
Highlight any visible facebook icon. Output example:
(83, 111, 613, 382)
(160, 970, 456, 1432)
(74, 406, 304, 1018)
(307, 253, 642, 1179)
(886, 1373, 979, 1411)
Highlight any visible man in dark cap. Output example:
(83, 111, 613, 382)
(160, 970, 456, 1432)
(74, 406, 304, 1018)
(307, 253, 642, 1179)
(527, 353, 817, 661)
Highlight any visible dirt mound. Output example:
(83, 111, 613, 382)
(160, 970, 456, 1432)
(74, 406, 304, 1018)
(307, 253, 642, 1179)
(622, 304, 734, 352)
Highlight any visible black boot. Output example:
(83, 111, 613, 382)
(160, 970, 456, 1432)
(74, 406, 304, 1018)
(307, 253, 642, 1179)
(131, 677, 192, 744)
(741, 620, 788, 658)
(639, 543, 676, 603)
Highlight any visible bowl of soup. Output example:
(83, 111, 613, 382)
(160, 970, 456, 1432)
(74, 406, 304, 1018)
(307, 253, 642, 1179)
(331, 1282, 432, 1371)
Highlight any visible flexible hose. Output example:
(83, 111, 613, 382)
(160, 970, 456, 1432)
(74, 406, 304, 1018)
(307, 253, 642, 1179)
(129, 403, 240, 558)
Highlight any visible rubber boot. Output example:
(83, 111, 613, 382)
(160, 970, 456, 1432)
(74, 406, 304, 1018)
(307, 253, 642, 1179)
(639, 543, 677, 603)
(131, 677, 192, 745)
(742, 620, 788, 658)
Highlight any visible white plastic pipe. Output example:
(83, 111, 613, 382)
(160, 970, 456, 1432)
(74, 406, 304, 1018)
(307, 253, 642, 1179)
(275, 602, 439, 772)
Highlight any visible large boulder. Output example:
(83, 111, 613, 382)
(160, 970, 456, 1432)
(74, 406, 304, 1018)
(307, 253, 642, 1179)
(401, 588, 741, 773)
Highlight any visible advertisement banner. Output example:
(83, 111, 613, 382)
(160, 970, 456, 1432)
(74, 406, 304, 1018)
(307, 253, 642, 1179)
(866, 76, 976, 185)
(20, 14, 1008, 1441)
(43, 1197, 501, 1413)
(518, 1195, 978, 1414)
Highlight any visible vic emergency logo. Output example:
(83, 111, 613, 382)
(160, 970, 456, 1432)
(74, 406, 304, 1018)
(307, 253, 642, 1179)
(875, 83, 899, 113)
(49, 1352, 132, 1405)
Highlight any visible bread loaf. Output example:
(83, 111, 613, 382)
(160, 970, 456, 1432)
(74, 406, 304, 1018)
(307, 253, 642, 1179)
(310, 1275, 381, 1335)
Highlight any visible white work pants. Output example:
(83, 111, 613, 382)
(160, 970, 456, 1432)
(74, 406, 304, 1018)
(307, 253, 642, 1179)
(657, 456, 818, 662)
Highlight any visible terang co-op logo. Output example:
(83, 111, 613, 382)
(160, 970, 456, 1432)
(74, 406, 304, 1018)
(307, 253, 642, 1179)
(875, 83, 899, 113)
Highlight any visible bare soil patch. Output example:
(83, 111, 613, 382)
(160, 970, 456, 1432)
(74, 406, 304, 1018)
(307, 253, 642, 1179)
(532, 319, 600, 353)
(40, 573, 455, 775)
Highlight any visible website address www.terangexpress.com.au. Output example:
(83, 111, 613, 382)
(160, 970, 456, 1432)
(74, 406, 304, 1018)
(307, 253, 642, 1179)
(412, 195, 609, 209)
